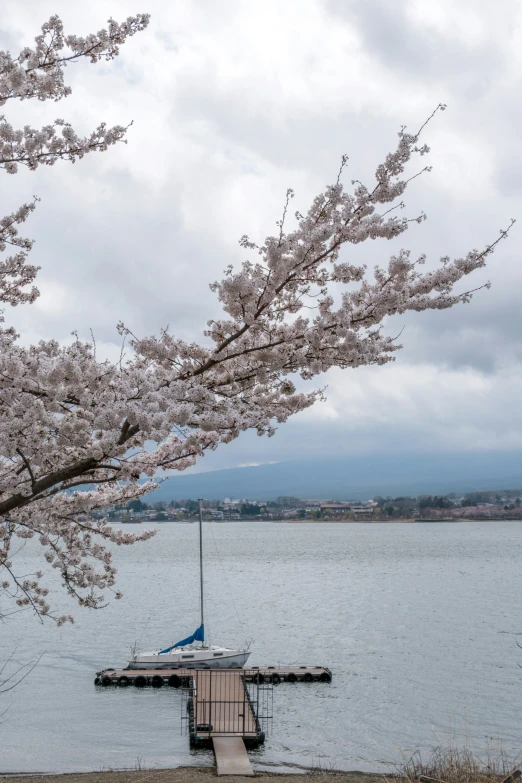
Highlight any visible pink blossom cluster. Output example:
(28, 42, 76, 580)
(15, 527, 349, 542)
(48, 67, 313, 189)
(0, 13, 149, 173)
(0, 16, 512, 623)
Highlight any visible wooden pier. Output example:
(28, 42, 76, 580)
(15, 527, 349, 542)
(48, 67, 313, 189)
(95, 665, 332, 775)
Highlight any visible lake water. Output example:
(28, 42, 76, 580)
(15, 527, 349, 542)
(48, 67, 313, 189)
(1, 520, 521, 774)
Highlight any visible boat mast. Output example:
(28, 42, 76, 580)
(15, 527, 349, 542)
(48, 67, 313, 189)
(198, 498, 204, 638)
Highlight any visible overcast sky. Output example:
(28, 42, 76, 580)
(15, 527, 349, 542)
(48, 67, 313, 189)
(2, 0, 522, 472)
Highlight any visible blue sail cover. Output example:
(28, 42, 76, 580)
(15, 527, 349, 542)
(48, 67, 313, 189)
(159, 625, 204, 654)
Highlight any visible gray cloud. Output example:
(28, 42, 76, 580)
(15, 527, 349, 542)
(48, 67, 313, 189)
(327, 0, 506, 95)
(2, 0, 522, 471)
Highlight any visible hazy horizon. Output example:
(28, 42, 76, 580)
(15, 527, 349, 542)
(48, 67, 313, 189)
(141, 450, 522, 502)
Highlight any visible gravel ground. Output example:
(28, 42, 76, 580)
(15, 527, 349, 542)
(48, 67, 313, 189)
(0, 767, 395, 783)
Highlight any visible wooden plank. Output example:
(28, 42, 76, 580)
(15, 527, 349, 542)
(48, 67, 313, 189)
(213, 736, 254, 776)
(194, 670, 257, 736)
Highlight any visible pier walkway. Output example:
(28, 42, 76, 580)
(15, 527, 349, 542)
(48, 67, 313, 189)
(186, 669, 267, 750)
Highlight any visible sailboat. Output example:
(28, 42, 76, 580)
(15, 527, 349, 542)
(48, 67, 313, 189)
(128, 499, 251, 670)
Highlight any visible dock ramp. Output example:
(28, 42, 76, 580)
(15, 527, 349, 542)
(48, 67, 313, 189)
(213, 736, 254, 776)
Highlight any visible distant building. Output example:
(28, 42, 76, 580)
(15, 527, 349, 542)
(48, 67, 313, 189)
(320, 504, 352, 514)
(320, 503, 373, 516)
(350, 505, 374, 516)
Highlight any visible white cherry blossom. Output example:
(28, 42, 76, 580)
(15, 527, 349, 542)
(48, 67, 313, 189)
(0, 15, 513, 623)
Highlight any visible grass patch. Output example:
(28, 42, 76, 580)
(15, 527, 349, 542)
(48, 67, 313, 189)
(399, 745, 520, 783)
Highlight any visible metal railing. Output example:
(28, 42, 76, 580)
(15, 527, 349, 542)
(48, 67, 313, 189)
(181, 669, 272, 742)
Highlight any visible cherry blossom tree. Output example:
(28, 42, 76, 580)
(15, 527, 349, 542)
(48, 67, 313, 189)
(0, 15, 512, 623)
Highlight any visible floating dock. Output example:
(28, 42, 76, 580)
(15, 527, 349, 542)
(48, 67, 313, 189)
(95, 666, 332, 774)
(95, 665, 332, 688)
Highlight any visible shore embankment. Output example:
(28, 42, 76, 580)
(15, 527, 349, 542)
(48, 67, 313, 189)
(0, 768, 391, 783)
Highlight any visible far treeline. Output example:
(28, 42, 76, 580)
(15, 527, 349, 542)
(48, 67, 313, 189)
(105, 489, 522, 522)
(374, 490, 522, 518)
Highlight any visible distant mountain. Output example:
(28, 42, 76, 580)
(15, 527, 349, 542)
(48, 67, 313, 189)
(142, 451, 522, 502)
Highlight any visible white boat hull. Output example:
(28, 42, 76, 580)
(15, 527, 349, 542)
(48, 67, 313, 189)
(129, 648, 251, 670)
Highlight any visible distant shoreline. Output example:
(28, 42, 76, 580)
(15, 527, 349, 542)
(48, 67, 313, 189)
(119, 516, 522, 524)
(276, 517, 522, 523)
